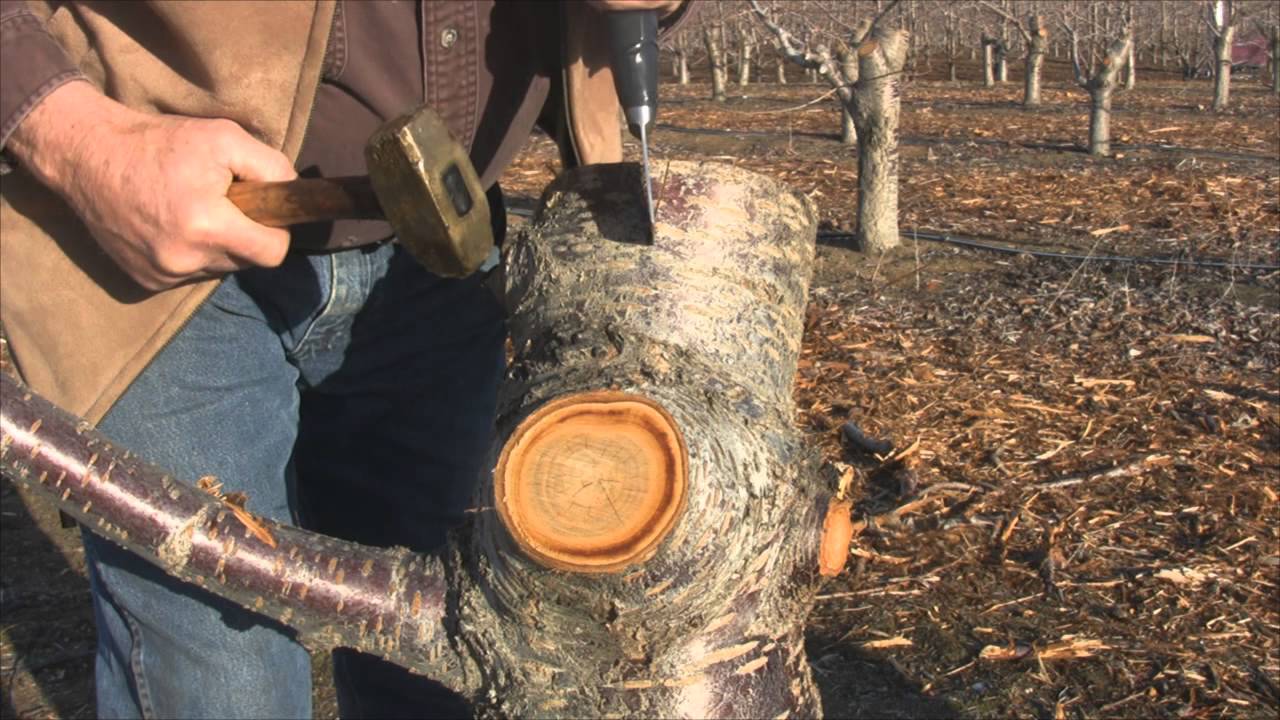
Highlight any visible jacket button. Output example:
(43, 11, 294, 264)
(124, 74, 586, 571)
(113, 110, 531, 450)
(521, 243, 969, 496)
(440, 28, 458, 48)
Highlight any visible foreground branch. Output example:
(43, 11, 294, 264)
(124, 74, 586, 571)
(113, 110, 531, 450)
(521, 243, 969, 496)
(0, 373, 472, 685)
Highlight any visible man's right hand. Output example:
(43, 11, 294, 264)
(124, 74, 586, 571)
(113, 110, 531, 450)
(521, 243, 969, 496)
(7, 80, 296, 291)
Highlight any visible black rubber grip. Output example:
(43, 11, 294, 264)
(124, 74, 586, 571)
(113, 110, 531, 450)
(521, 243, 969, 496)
(607, 10, 659, 121)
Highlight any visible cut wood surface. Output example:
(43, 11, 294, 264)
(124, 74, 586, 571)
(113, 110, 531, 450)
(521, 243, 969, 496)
(494, 390, 688, 573)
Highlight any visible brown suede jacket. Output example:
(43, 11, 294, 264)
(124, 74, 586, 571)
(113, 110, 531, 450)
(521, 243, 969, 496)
(0, 1, 685, 423)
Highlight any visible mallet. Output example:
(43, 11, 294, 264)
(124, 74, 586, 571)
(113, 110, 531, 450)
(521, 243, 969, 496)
(225, 105, 492, 278)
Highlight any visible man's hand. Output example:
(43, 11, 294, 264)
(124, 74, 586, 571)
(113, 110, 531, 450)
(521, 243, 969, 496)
(7, 80, 296, 291)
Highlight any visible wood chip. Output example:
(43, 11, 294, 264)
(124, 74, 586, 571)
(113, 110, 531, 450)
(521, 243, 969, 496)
(862, 636, 913, 649)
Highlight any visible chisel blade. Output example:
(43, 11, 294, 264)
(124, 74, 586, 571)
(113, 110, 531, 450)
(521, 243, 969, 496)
(639, 122, 655, 238)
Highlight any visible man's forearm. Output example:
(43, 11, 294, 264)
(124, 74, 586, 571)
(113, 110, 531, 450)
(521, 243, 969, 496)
(0, 1, 87, 155)
(6, 79, 133, 195)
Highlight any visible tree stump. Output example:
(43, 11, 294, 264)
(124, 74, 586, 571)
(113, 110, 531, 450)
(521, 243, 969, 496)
(458, 160, 824, 717)
(2, 160, 828, 718)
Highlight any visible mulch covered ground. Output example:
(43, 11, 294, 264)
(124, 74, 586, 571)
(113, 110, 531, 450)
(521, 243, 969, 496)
(3, 60, 1277, 718)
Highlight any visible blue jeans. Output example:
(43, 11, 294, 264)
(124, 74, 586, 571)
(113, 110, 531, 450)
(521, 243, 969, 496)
(82, 241, 505, 718)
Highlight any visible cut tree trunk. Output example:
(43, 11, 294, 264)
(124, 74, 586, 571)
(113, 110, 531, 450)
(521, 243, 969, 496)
(852, 28, 909, 251)
(777, 55, 787, 83)
(1, 161, 831, 719)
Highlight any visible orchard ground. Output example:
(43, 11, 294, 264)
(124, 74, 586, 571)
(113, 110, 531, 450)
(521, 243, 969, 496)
(3, 58, 1277, 718)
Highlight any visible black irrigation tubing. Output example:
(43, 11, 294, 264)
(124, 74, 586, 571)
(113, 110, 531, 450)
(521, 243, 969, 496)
(652, 121, 1280, 164)
(839, 230, 1280, 272)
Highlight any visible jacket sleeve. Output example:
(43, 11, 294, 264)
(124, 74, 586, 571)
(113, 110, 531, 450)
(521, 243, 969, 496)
(0, 1, 86, 156)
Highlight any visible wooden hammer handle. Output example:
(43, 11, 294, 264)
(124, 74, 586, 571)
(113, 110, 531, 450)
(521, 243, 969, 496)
(227, 176, 382, 227)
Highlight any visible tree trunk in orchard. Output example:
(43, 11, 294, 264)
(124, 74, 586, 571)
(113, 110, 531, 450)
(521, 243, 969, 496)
(982, 36, 997, 87)
(1271, 27, 1280, 95)
(997, 38, 1009, 82)
(705, 25, 728, 102)
(2, 161, 831, 719)
(1024, 16, 1048, 107)
(1212, 27, 1234, 110)
(839, 48, 858, 146)
(673, 34, 691, 86)
(737, 27, 755, 85)
(1124, 41, 1136, 90)
(1088, 87, 1114, 156)
(777, 53, 788, 84)
(852, 28, 908, 252)
(1072, 31, 1133, 156)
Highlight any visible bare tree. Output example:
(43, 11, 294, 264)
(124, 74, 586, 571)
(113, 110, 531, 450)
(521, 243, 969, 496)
(737, 22, 757, 85)
(751, 0, 908, 252)
(1206, 0, 1237, 109)
(671, 29, 692, 85)
(1123, 3, 1137, 89)
(943, 5, 962, 82)
(1269, 22, 1280, 94)
(979, 2, 1052, 106)
(1064, 10, 1134, 156)
(704, 20, 729, 102)
(981, 30, 1006, 87)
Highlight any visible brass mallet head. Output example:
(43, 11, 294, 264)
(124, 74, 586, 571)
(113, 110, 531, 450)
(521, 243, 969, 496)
(366, 107, 493, 278)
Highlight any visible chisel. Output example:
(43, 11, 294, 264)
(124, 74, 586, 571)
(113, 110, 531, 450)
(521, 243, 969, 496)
(606, 9, 660, 239)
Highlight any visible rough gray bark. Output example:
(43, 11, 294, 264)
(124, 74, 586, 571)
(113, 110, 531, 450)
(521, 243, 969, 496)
(2, 161, 829, 719)
(1025, 16, 1048, 106)
(839, 48, 858, 145)
(737, 25, 755, 85)
(474, 160, 825, 717)
(1272, 26, 1280, 95)
(1209, 1, 1235, 110)
(704, 24, 728, 102)
(1124, 41, 1136, 90)
(852, 28, 909, 251)
(673, 32, 690, 85)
